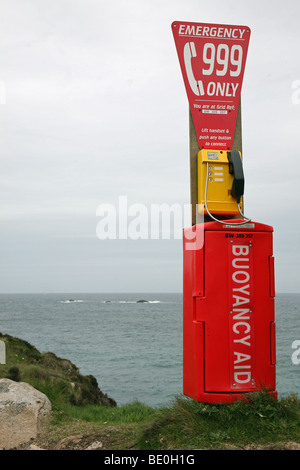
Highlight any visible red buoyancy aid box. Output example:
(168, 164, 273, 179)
(183, 220, 277, 403)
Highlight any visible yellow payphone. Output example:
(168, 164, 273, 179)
(198, 149, 250, 222)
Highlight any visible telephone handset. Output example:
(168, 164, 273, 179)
(227, 151, 244, 204)
(183, 42, 205, 96)
(197, 149, 251, 225)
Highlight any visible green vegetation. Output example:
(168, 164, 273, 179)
(53, 400, 156, 425)
(138, 393, 300, 450)
(0, 332, 116, 408)
(0, 332, 299, 450)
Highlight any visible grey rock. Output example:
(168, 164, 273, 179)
(0, 378, 51, 450)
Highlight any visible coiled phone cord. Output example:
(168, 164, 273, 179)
(204, 162, 252, 226)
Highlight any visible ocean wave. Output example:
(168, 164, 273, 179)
(101, 300, 161, 304)
(60, 299, 164, 305)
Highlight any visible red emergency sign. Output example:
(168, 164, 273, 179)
(172, 21, 251, 150)
(183, 220, 277, 403)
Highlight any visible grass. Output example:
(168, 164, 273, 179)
(40, 391, 300, 450)
(53, 400, 157, 425)
(0, 332, 116, 408)
(1, 332, 300, 450)
(40, 400, 159, 450)
(137, 393, 300, 450)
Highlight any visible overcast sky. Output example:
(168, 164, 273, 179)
(0, 0, 299, 293)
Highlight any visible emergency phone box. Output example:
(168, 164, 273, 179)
(183, 220, 277, 403)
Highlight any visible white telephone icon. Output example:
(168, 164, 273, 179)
(183, 42, 205, 96)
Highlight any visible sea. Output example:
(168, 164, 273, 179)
(0, 292, 299, 407)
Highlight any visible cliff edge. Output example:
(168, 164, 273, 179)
(0, 332, 116, 408)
